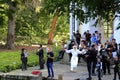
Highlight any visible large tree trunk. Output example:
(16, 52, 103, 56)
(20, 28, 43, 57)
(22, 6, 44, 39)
(6, 5, 15, 49)
(48, 15, 58, 44)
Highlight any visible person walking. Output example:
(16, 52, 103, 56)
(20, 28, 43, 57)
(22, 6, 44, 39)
(37, 44, 44, 70)
(21, 48, 28, 71)
(46, 47, 54, 79)
(65, 44, 83, 72)
(84, 46, 93, 80)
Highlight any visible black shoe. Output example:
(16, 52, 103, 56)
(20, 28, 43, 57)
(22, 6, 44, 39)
(92, 73, 96, 76)
(86, 77, 92, 80)
(47, 76, 51, 78)
(40, 68, 44, 70)
(103, 73, 106, 75)
(108, 73, 111, 75)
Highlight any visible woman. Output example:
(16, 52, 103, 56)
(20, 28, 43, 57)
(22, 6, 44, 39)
(65, 44, 82, 72)
(21, 48, 28, 71)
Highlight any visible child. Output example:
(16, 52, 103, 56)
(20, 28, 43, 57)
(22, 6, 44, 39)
(21, 48, 28, 71)
(96, 56, 102, 80)
(113, 56, 120, 80)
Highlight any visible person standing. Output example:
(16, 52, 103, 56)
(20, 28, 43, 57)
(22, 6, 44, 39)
(68, 40, 75, 61)
(95, 31, 100, 45)
(74, 30, 81, 47)
(85, 30, 91, 47)
(91, 44, 97, 76)
(109, 31, 114, 42)
(91, 33, 97, 45)
(46, 47, 54, 79)
(65, 44, 82, 72)
(58, 42, 66, 60)
(111, 39, 118, 58)
(21, 48, 28, 71)
(105, 40, 112, 75)
(113, 56, 120, 80)
(37, 44, 44, 70)
(84, 46, 93, 80)
(99, 44, 108, 76)
(96, 57, 102, 80)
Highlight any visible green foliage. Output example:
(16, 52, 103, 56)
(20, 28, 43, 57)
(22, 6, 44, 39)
(43, 0, 71, 16)
(0, 51, 38, 72)
(0, 45, 61, 72)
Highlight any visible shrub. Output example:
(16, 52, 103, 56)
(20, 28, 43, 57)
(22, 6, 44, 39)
(0, 45, 61, 72)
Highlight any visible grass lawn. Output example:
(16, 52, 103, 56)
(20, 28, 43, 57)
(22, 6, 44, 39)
(0, 45, 61, 72)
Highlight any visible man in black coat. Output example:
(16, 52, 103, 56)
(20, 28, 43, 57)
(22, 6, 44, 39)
(91, 44, 97, 75)
(37, 44, 44, 69)
(85, 46, 93, 80)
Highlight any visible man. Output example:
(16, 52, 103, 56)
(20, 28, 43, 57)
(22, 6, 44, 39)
(95, 31, 100, 45)
(91, 44, 97, 76)
(84, 46, 93, 80)
(111, 39, 118, 58)
(105, 40, 112, 75)
(74, 30, 81, 47)
(21, 48, 28, 71)
(46, 47, 54, 79)
(85, 30, 91, 46)
(37, 44, 44, 69)
(68, 40, 75, 61)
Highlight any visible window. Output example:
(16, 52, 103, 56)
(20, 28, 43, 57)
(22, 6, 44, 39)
(104, 22, 113, 38)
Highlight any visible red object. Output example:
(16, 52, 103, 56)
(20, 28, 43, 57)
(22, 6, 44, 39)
(31, 70, 41, 75)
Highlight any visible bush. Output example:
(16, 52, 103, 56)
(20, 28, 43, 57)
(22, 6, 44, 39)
(0, 51, 38, 72)
(0, 45, 61, 72)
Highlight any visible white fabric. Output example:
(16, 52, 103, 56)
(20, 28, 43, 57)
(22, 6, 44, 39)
(24, 52, 28, 58)
(112, 51, 117, 58)
(66, 49, 82, 71)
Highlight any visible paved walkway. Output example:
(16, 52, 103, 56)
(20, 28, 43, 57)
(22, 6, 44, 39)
(0, 62, 115, 80)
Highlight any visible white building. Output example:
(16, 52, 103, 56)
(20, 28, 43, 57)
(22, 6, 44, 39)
(70, 13, 120, 44)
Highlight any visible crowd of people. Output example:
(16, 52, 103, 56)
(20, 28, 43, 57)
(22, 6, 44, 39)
(20, 44, 54, 79)
(20, 30, 120, 80)
(60, 30, 120, 80)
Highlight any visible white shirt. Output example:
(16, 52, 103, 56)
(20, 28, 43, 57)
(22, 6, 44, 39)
(66, 49, 82, 57)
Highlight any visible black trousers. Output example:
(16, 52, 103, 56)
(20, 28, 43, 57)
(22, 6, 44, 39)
(58, 50, 65, 59)
(87, 61, 92, 78)
(68, 53, 72, 62)
(78, 54, 84, 62)
(21, 58, 27, 71)
(92, 59, 97, 74)
(114, 67, 120, 80)
(98, 70, 102, 80)
(102, 60, 110, 74)
(39, 58, 44, 69)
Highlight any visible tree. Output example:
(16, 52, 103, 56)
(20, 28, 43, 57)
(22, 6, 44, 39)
(5, 0, 21, 49)
(43, 0, 71, 44)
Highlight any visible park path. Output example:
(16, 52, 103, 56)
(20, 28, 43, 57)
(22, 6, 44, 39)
(0, 61, 115, 80)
